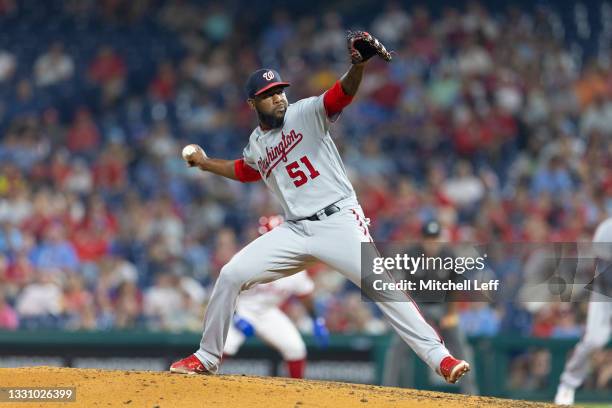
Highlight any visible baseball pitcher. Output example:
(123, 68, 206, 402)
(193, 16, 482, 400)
(170, 31, 470, 384)
(555, 217, 612, 405)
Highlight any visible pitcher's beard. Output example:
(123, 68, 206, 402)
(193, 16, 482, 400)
(258, 110, 285, 129)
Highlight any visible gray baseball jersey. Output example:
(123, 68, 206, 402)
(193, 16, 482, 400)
(243, 95, 355, 220)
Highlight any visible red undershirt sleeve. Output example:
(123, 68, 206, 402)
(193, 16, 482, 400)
(323, 80, 354, 118)
(234, 158, 262, 182)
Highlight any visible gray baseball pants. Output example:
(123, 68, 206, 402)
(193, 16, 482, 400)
(195, 199, 451, 374)
(559, 292, 611, 388)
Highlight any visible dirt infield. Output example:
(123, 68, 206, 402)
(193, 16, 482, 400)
(0, 367, 556, 408)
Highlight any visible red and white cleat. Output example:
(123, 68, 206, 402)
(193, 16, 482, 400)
(439, 356, 470, 384)
(170, 354, 210, 375)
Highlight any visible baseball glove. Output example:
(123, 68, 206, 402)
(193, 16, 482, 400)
(347, 30, 392, 64)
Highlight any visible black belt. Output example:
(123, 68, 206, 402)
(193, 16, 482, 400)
(304, 204, 341, 221)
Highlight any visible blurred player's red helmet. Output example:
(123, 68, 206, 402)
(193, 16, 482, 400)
(258, 215, 284, 235)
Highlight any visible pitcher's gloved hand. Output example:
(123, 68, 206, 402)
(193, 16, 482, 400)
(347, 30, 392, 64)
(313, 317, 330, 348)
(233, 315, 255, 337)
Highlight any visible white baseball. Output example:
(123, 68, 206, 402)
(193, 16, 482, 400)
(182, 144, 201, 160)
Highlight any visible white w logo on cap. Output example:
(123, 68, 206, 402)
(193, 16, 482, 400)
(263, 70, 274, 81)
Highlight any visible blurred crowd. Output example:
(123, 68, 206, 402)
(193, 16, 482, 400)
(0, 0, 610, 367)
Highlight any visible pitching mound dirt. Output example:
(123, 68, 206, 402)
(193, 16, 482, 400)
(0, 367, 555, 407)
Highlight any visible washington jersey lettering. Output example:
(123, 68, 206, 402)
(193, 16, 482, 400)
(242, 95, 355, 220)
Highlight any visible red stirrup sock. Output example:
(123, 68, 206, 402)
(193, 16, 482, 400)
(286, 358, 306, 379)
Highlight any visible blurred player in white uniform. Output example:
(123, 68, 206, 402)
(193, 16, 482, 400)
(223, 216, 328, 379)
(555, 217, 612, 405)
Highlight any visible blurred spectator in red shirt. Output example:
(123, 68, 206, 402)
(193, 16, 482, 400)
(149, 61, 177, 102)
(88, 45, 127, 106)
(92, 142, 128, 191)
(88, 45, 126, 85)
(0, 290, 18, 330)
(66, 108, 101, 155)
(71, 226, 109, 262)
(71, 196, 117, 262)
(81, 196, 118, 235)
(5, 250, 35, 295)
(532, 306, 556, 337)
(452, 108, 494, 156)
